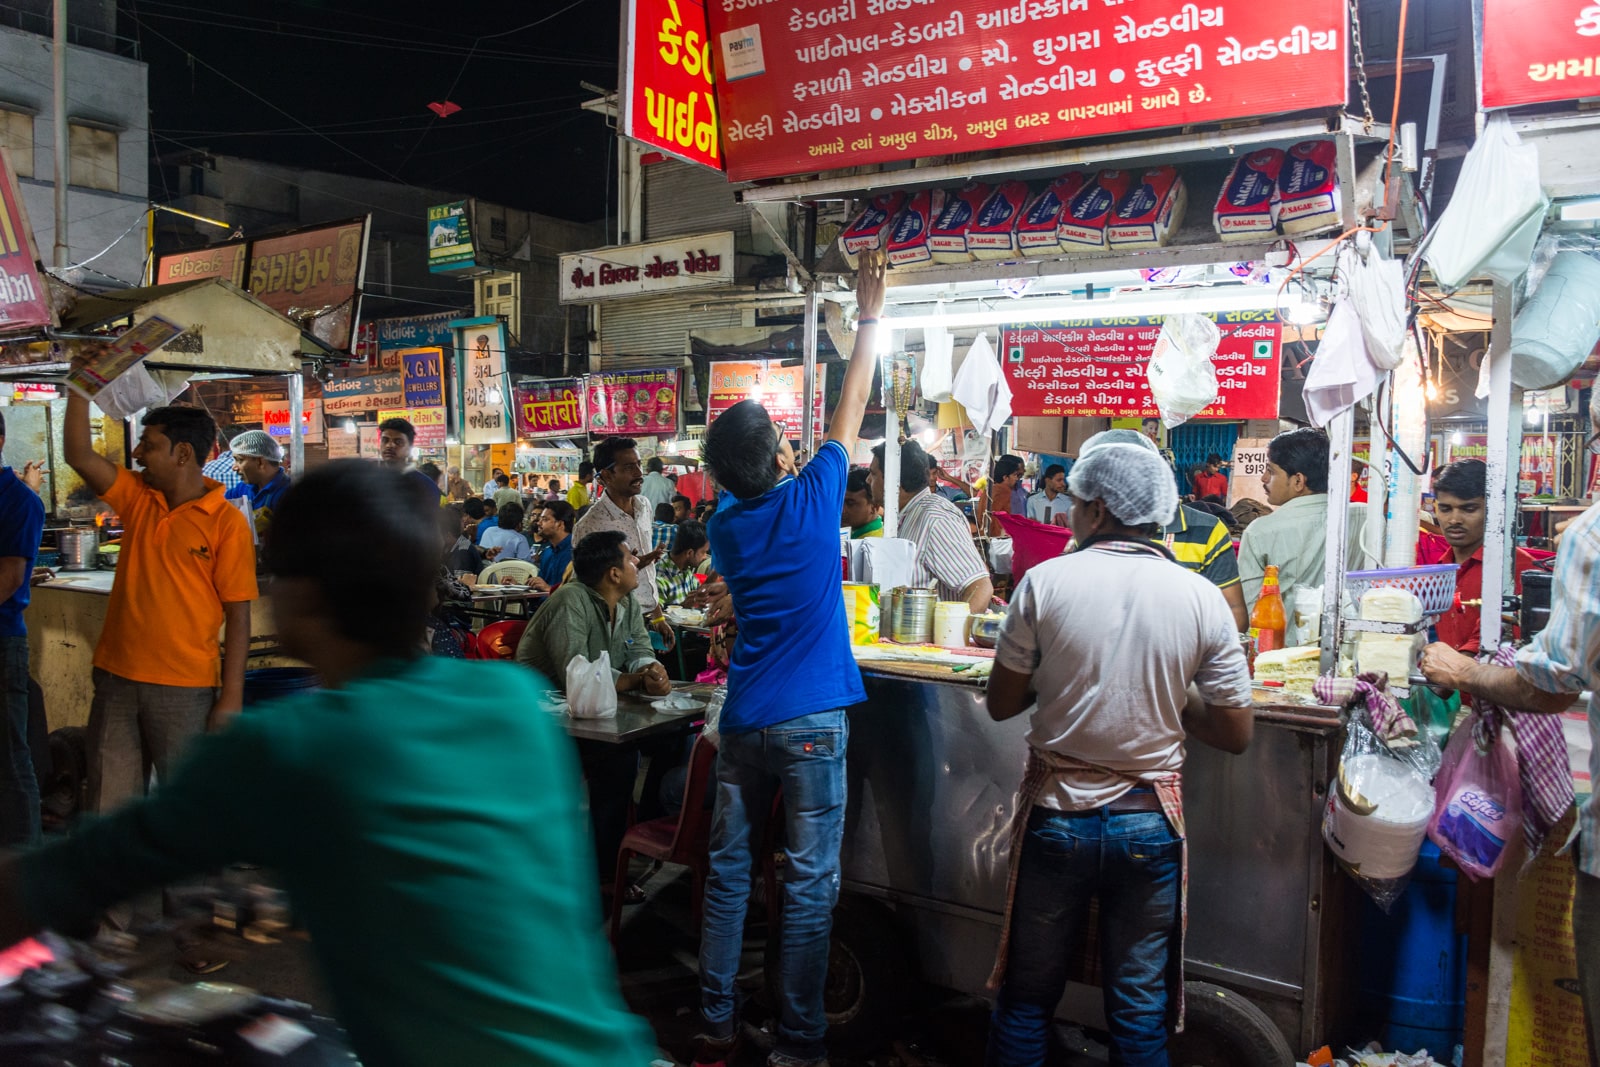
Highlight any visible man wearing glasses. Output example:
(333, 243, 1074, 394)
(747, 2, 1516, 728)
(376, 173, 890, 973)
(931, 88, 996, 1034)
(571, 436, 675, 651)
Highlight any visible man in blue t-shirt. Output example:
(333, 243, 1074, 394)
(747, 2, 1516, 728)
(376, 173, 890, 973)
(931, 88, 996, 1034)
(0, 412, 45, 847)
(690, 251, 885, 1067)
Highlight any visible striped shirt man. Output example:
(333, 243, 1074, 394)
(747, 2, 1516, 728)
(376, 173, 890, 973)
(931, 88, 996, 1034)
(1162, 505, 1240, 591)
(898, 489, 989, 602)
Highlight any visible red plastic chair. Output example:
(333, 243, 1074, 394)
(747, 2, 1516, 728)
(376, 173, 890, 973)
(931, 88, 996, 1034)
(475, 620, 527, 660)
(609, 732, 719, 942)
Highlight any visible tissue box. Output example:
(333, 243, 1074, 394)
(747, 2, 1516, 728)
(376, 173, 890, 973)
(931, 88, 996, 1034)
(1017, 174, 1089, 257)
(928, 183, 988, 263)
(1108, 166, 1187, 250)
(1058, 169, 1131, 250)
(885, 189, 945, 268)
(839, 192, 906, 268)
(966, 181, 1031, 260)
(1214, 149, 1285, 241)
(1277, 140, 1341, 236)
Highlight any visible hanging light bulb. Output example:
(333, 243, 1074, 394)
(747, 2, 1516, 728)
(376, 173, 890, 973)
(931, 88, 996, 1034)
(1424, 382, 1439, 400)
(1278, 274, 1331, 326)
(343, 418, 357, 435)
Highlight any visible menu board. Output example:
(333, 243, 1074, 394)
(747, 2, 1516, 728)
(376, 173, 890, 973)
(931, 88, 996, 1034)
(1001, 311, 1281, 420)
(707, 0, 1347, 182)
(513, 379, 586, 438)
(707, 360, 827, 441)
(1481, 0, 1600, 109)
(585, 369, 680, 436)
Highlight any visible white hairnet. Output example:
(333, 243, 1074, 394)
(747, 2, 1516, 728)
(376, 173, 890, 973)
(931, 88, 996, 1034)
(1080, 427, 1159, 456)
(230, 429, 283, 463)
(1067, 442, 1180, 527)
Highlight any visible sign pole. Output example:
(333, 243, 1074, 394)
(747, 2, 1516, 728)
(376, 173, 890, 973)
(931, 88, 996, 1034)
(801, 286, 818, 458)
(287, 371, 305, 476)
(51, 0, 68, 268)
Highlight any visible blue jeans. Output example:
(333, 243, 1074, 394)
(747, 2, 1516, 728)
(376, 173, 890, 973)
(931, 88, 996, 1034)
(699, 710, 848, 1063)
(988, 803, 1182, 1067)
(0, 634, 38, 847)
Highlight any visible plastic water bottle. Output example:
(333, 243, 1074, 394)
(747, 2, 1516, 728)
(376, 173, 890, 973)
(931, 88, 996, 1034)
(703, 685, 726, 741)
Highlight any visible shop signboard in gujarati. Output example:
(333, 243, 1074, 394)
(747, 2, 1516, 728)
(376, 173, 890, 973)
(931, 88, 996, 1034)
(513, 379, 586, 438)
(322, 371, 404, 415)
(1447, 434, 1560, 497)
(400, 346, 446, 408)
(585, 368, 679, 436)
(457, 318, 511, 444)
(247, 218, 368, 351)
(1480, 0, 1600, 109)
(706, 360, 826, 441)
(621, 0, 724, 170)
(261, 399, 326, 444)
(705, 0, 1347, 183)
(427, 201, 474, 272)
(560, 231, 735, 303)
(379, 406, 447, 449)
(0, 146, 52, 332)
(1001, 311, 1282, 420)
(374, 311, 456, 370)
(1225, 437, 1270, 509)
(154, 243, 247, 287)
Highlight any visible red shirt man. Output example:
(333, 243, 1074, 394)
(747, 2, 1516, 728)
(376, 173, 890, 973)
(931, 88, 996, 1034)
(1192, 454, 1228, 500)
(1429, 459, 1535, 653)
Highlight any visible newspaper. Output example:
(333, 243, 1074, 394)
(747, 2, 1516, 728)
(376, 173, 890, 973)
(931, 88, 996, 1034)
(64, 315, 183, 400)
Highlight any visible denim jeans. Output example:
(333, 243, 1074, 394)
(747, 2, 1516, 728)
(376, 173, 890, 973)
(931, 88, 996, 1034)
(0, 635, 38, 847)
(988, 803, 1182, 1067)
(699, 709, 848, 1064)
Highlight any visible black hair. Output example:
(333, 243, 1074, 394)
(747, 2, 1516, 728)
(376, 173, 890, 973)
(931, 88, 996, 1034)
(993, 454, 1024, 481)
(871, 440, 931, 494)
(142, 405, 217, 464)
(1206, 452, 1224, 465)
(846, 467, 872, 497)
(378, 417, 415, 444)
(541, 500, 575, 535)
(578, 460, 594, 480)
(674, 520, 708, 554)
(654, 501, 676, 524)
(497, 502, 525, 530)
(547, 478, 560, 490)
(573, 529, 628, 587)
(439, 504, 465, 543)
(418, 462, 442, 482)
(495, 473, 511, 486)
(263, 461, 435, 658)
(483, 498, 498, 514)
(0, 411, 6, 437)
(1433, 458, 1488, 502)
(492, 467, 505, 477)
(672, 493, 692, 511)
(705, 399, 781, 500)
(1043, 463, 1065, 480)
(647, 456, 664, 473)
(593, 436, 638, 474)
(464, 498, 486, 520)
(1267, 428, 1331, 494)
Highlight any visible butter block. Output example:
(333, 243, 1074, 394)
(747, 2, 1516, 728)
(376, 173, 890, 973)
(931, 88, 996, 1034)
(1356, 632, 1422, 684)
(1359, 587, 1423, 625)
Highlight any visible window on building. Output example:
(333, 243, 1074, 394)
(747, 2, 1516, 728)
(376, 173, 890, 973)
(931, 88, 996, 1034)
(0, 109, 33, 178)
(68, 123, 118, 191)
(489, 216, 507, 242)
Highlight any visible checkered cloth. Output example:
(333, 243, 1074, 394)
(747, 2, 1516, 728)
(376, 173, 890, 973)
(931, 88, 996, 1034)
(1312, 672, 1419, 742)
(1474, 644, 1575, 861)
(650, 521, 677, 554)
(202, 452, 243, 491)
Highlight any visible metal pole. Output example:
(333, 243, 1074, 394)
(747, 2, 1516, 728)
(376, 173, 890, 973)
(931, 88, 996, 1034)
(1318, 407, 1355, 675)
(1479, 283, 1516, 653)
(882, 339, 901, 539)
(51, 0, 68, 268)
(287, 371, 305, 477)
(801, 286, 818, 458)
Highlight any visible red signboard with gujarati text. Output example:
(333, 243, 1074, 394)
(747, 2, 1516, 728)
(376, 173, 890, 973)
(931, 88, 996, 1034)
(707, 0, 1347, 183)
(1001, 311, 1281, 419)
(247, 219, 367, 351)
(514, 379, 587, 438)
(0, 147, 52, 331)
(706, 360, 827, 441)
(155, 243, 247, 287)
(1481, 0, 1600, 109)
(586, 368, 680, 436)
(623, 0, 724, 170)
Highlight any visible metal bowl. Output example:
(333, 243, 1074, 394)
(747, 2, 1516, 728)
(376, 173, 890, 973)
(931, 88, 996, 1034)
(968, 612, 1005, 649)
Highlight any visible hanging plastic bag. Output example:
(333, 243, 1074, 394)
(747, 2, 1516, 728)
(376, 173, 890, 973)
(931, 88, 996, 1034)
(1424, 112, 1548, 291)
(1322, 712, 1435, 911)
(1145, 312, 1220, 428)
(921, 322, 954, 404)
(1427, 715, 1523, 879)
(1344, 242, 1407, 371)
(1509, 249, 1600, 389)
(565, 652, 618, 719)
(93, 364, 190, 422)
(1302, 298, 1379, 427)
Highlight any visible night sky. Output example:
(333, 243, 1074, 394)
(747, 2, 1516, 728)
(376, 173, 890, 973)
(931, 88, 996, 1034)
(123, 0, 623, 223)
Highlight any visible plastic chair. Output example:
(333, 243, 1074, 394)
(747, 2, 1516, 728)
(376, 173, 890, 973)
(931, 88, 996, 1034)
(609, 732, 719, 942)
(475, 620, 527, 660)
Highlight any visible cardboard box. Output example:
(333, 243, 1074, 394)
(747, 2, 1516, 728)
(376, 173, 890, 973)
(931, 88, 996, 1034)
(885, 189, 946, 268)
(1214, 149, 1285, 241)
(1058, 170, 1131, 250)
(1017, 173, 1090, 257)
(839, 192, 906, 268)
(929, 183, 988, 263)
(1277, 140, 1341, 235)
(966, 181, 1031, 260)
(1108, 166, 1187, 250)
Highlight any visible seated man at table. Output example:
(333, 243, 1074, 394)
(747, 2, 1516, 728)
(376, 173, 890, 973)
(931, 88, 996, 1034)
(868, 439, 994, 613)
(527, 500, 575, 593)
(656, 520, 709, 608)
(480, 502, 532, 563)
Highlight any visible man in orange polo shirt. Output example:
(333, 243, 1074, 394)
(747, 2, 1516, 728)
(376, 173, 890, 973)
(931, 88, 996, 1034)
(1431, 459, 1536, 653)
(64, 394, 257, 823)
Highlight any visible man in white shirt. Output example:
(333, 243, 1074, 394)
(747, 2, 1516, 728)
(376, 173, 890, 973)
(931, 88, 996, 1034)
(1024, 464, 1068, 526)
(571, 436, 674, 650)
(985, 442, 1253, 1067)
(867, 439, 992, 613)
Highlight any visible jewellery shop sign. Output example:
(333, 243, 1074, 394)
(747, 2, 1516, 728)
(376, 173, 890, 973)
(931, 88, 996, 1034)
(559, 231, 735, 303)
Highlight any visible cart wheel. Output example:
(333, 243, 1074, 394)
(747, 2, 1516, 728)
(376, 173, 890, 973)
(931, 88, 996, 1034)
(762, 896, 912, 1052)
(1169, 981, 1293, 1067)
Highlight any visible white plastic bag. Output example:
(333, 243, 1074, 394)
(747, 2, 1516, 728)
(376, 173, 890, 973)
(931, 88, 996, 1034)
(565, 652, 617, 719)
(921, 322, 954, 404)
(1302, 298, 1379, 427)
(93, 364, 190, 421)
(1510, 249, 1600, 389)
(1345, 243, 1406, 371)
(1146, 312, 1220, 429)
(1424, 112, 1548, 291)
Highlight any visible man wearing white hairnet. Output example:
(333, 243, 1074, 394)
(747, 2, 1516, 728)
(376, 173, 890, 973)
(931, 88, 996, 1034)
(226, 430, 290, 546)
(1420, 389, 1600, 1063)
(1080, 429, 1249, 632)
(984, 442, 1253, 1067)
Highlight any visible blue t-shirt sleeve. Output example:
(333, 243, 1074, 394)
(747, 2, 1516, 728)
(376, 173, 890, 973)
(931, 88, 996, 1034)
(0, 477, 43, 560)
(799, 439, 850, 514)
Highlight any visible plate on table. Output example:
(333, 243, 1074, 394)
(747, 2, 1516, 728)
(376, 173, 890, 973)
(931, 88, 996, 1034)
(664, 606, 706, 626)
(650, 696, 706, 713)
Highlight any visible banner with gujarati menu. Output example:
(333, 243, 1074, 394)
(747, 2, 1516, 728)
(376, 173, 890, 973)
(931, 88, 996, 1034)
(707, 0, 1347, 183)
(707, 360, 826, 442)
(1001, 311, 1281, 420)
(585, 369, 679, 436)
(0, 147, 51, 332)
(514, 379, 586, 438)
(1481, 0, 1600, 110)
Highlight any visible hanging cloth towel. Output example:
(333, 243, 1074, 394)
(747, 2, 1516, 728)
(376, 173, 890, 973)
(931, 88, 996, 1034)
(1302, 298, 1379, 427)
(1313, 671, 1419, 742)
(951, 333, 1013, 436)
